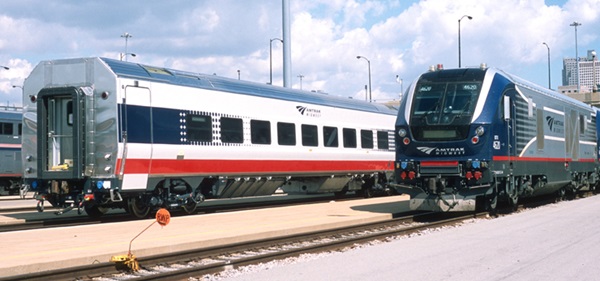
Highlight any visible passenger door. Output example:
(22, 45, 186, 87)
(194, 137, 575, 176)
(121, 86, 153, 190)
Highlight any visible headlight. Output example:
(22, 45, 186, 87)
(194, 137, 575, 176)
(398, 128, 407, 137)
(475, 126, 485, 136)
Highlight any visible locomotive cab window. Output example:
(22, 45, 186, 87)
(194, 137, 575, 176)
(186, 114, 212, 142)
(221, 117, 243, 143)
(277, 122, 296, 146)
(323, 126, 338, 147)
(301, 124, 318, 147)
(343, 128, 357, 148)
(410, 81, 481, 141)
(251, 119, 271, 144)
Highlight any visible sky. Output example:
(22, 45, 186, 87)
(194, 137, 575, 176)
(0, 0, 598, 107)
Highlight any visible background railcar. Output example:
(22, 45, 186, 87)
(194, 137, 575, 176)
(0, 106, 22, 195)
(22, 57, 398, 218)
(393, 64, 599, 212)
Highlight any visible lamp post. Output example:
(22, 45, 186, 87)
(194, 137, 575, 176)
(120, 53, 137, 61)
(458, 15, 472, 68)
(593, 51, 597, 93)
(120, 32, 133, 61)
(570, 22, 581, 93)
(356, 56, 372, 102)
(269, 38, 283, 85)
(542, 42, 551, 89)
(297, 74, 304, 89)
(396, 75, 404, 97)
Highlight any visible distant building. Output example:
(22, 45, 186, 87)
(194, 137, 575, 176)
(561, 50, 599, 94)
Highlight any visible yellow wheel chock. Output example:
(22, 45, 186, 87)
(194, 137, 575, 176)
(110, 252, 140, 272)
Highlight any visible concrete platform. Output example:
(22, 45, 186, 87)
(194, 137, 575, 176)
(0, 195, 409, 277)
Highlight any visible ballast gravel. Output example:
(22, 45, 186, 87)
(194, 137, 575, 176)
(198, 195, 600, 281)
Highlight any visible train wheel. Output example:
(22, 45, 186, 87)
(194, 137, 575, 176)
(487, 189, 498, 213)
(506, 177, 518, 207)
(555, 187, 566, 202)
(84, 204, 109, 218)
(129, 197, 151, 218)
(362, 188, 373, 198)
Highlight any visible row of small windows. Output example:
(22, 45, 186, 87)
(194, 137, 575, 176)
(0, 122, 21, 136)
(186, 114, 392, 150)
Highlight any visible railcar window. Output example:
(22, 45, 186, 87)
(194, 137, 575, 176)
(251, 119, 271, 144)
(18, 123, 22, 136)
(0, 122, 12, 135)
(186, 114, 212, 142)
(323, 126, 338, 147)
(277, 122, 296, 146)
(66, 101, 73, 126)
(301, 124, 318, 147)
(360, 130, 374, 149)
(221, 117, 243, 143)
(343, 128, 357, 148)
(377, 131, 389, 150)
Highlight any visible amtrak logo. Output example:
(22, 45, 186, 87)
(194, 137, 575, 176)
(545, 116, 564, 133)
(417, 146, 466, 156)
(296, 105, 322, 117)
(417, 147, 437, 154)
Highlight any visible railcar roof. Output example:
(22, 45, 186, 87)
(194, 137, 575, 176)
(0, 107, 22, 120)
(100, 57, 398, 115)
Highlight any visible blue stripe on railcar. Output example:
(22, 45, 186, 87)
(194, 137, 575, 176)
(118, 104, 200, 144)
(0, 111, 21, 121)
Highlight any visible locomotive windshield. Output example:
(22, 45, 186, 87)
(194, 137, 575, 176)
(410, 81, 481, 141)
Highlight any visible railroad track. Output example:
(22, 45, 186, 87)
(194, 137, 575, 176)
(0, 211, 486, 281)
(2, 192, 593, 280)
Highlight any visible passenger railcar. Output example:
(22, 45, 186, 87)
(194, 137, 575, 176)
(22, 57, 397, 218)
(0, 106, 22, 195)
(393, 64, 599, 211)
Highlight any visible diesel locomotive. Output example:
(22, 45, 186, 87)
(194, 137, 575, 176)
(393, 64, 599, 211)
(21, 57, 398, 218)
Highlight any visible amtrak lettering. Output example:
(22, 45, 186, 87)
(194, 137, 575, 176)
(417, 146, 466, 156)
(296, 105, 322, 117)
(545, 116, 564, 134)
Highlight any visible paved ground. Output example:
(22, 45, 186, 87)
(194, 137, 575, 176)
(0, 195, 409, 278)
(221, 195, 600, 281)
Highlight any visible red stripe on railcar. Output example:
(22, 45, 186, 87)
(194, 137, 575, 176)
(492, 156, 596, 163)
(116, 159, 394, 175)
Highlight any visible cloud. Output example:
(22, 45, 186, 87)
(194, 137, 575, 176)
(0, 0, 598, 107)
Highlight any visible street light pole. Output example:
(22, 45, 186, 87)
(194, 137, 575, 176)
(297, 74, 304, 90)
(570, 22, 581, 93)
(269, 38, 283, 85)
(542, 42, 551, 89)
(458, 15, 472, 68)
(593, 51, 597, 93)
(120, 32, 133, 61)
(120, 53, 137, 61)
(396, 75, 403, 96)
(357, 56, 372, 102)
